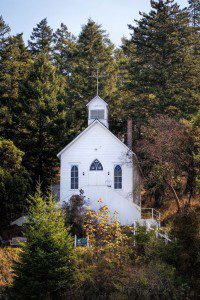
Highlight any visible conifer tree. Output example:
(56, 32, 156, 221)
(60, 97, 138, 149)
(124, 0, 199, 121)
(67, 19, 117, 137)
(12, 186, 75, 299)
(188, 0, 200, 28)
(0, 33, 31, 141)
(0, 15, 10, 50)
(28, 18, 53, 57)
(53, 23, 77, 76)
(18, 54, 67, 187)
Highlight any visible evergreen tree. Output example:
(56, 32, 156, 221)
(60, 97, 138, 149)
(0, 34, 31, 140)
(18, 54, 67, 188)
(66, 19, 117, 137)
(28, 18, 53, 57)
(53, 22, 77, 76)
(12, 186, 75, 299)
(188, 0, 200, 28)
(123, 0, 199, 121)
(0, 15, 10, 50)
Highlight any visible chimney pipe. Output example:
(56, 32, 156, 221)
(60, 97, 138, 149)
(127, 118, 133, 150)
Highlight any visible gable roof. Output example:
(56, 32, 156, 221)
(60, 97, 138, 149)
(57, 119, 143, 176)
(57, 119, 131, 158)
(86, 95, 108, 107)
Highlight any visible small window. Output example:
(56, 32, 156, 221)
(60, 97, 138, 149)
(71, 165, 78, 189)
(90, 159, 103, 171)
(90, 109, 104, 119)
(114, 165, 122, 189)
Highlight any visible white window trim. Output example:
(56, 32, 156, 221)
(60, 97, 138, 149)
(114, 164, 123, 190)
(70, 164, 79, 191)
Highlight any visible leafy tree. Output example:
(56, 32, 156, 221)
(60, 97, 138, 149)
(123, 0, 199, 122)
(12, 186, 75, 299)
(0, 140, 31, 230)
(135, 116, 195, 210)
(28, 18, 53, 57)
(64, 193, 86, 237)
(18, 54, 67, 188)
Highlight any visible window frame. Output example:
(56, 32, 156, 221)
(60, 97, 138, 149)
(71, 165, 79, 190)
(114, 165, 122, 189)
(90, 159, 103, 171)
(90, 109, 105, 120)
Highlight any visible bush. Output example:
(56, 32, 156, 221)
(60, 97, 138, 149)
(112, 261, 188, 300)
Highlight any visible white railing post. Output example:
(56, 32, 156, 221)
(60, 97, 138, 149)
(74, 235, 77, 247)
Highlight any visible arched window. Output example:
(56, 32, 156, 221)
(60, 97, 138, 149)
(114, 165, 122, 189)
(71, 165, 78, 189)
(90, 159, 103, 171)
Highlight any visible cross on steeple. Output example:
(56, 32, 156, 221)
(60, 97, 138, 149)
(90, 68, 103, 96)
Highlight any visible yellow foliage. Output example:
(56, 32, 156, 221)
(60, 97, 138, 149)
(0, 247, 20, 293)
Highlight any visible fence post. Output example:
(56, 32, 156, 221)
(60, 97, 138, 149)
(151, 208, 154, 219)
(74, 235, 77, 248)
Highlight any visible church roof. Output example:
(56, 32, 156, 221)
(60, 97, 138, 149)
(57, 119, 131, 158)
(86, 95, 108, 107)
(57, 119, 143, 176)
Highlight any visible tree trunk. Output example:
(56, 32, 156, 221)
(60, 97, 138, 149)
(164, 178, 181, 211)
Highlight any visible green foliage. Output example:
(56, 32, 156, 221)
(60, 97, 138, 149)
(53, 23, 77, 77)
(113, 261, 188, 300)
(0, 140, 31, 229)
(28, 18, 53, 57)
(17, 53, 67, 187)
(66, 19, 117, 138)
(122, 0, 199, 122)
(12, 185, 75, 299)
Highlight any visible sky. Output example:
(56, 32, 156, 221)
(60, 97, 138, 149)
(1, 0, 189, 46)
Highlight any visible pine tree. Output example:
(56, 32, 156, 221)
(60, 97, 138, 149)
(188, 0, 200, 28)
(66, 19, 117, 138)
(18, 54, 67, 188)
(53, 23, 77, 77)
(0, 15, 10, 50)
(0, 34, 31, 140)
(12, 186, 75, 299)
(124, 0, 199, 120)
(28, 18, 53, 57)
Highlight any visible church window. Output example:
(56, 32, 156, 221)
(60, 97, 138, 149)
(90, 159, 103, 171)
(114, 165, 122, 189)
(71, 165, 78, 189)
(90, 109, 104, 119)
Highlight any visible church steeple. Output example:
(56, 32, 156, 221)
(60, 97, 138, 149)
(86, 95, 108, 128)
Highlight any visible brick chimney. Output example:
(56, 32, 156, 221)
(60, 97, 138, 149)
(127, 118, 133, 150)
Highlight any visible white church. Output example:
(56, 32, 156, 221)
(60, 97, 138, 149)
(57, 94, 142, 225)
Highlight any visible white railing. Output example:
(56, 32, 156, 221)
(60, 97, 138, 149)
(141, 208, 161, 226)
